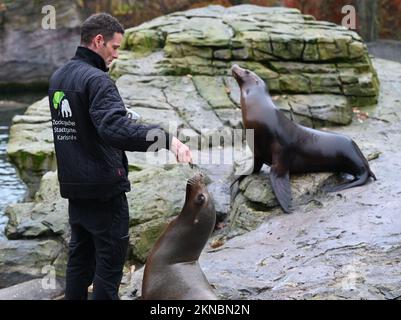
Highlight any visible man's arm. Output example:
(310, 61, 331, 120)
(88, 75, 172, 152)
(88, 75, 192, 163)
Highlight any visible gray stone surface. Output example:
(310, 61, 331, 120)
(0, 239, 63, 288)
(6, 97, 56, 198)
(118, 4, 379, 107)
(0, 278, 65, 300)
(0, 0, 81, 88)
(5, 171, 68, 241)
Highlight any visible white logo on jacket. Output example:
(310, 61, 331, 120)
(61, 99, 72, 118)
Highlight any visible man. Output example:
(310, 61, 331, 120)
(48, 13, 192, 300)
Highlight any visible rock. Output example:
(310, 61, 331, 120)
(6, 97, 56, 198)
(112, 4, 379, 133)
(125, 149, 177, 171)
(0, 0, 81, 89)
(274, 94, 352, 126)
(129, 217, 175, 263)
(0, 239, 63, 288)
(214, 108, 243, 129)
(117, 74, 233, 148)
(192, 76, 237, 109)
(0, 278, 65, 300)
(119, 264, 144, 300)
(240, 172, 278, 207)
(5, 171, 69, 241)
(166, 17, 233, 48)
(228, 193, 281, 236)
(122, 29, 164, 56)
(227, 168, 334, 237)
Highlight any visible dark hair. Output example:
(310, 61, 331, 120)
(81, 13, 124, 45)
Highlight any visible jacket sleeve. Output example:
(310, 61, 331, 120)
(88, 74, 172, 152)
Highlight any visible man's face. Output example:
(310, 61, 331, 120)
(91, 32, 123, 67)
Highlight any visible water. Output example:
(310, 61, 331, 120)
(367, 40, 401, 64)
(0, 92, 46, 239)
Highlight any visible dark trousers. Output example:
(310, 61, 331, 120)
(65, 193, 130, 300)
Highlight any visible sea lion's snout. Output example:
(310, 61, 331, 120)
(231, 64, 251, 85)
(185, 172, 211, 209)
(187, 172, 205, 187)
(231, 64, 240, 72)
(231, 64, 242, 78)
(194, 172, 204, 183)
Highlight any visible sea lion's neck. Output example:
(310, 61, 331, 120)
(241, 86, 276, 121)
(241, 85, 275, 106)
(152, 208, 213, 264)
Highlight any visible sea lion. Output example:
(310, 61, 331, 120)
(231, 64, 376, 213)
(142, 172, 217, 300)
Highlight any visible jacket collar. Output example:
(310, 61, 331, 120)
(73, 46, 108, 72)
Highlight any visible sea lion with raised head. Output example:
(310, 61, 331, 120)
(231, 64, 376, 213)
(142, 172, 217, 300)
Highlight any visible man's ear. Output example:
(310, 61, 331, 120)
(93, 34, 103, 49)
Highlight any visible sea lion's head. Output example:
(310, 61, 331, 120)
(231, 64, 265, 91)
(184, 172, 215, 226)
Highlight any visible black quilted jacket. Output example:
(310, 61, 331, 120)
(48, 46, 171, 199)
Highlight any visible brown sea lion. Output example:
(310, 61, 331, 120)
(142, 172, 217, 300)
(231, 64, 376, 213)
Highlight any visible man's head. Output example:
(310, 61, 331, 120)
(81, 13, 125, 67)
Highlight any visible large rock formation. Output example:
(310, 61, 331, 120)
(115, 5, 379, 109)
(6, 98, 56, 198)
(0, 0, 81, 89)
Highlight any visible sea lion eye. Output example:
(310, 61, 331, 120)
(245, 70, 250, 74)
(196, 194, 206, 205)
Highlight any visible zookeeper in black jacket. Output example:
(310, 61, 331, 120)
(48, 13, 192, 300)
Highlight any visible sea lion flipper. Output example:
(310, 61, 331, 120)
(329, 170, 372, 192)
(269, 167, 292, 213)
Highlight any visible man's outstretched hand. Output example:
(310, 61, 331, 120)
(171, 136, 193, 164)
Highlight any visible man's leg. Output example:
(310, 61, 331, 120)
(82, 193, 130, 300)
(65, 200, 96, 300)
